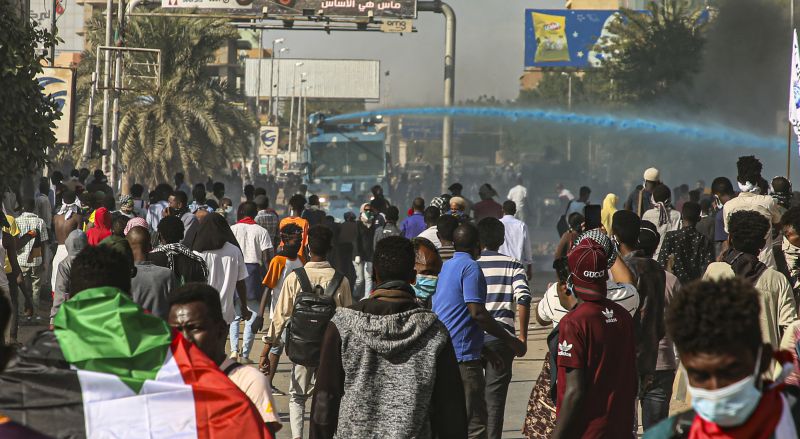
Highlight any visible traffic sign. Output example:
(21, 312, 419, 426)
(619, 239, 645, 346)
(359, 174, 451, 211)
(259, 126, 280, 156)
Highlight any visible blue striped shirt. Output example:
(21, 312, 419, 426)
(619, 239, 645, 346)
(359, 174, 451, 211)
(477, 250, 532, 341)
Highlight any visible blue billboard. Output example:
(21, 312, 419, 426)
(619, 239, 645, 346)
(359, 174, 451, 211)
(524, 9, 622, 68)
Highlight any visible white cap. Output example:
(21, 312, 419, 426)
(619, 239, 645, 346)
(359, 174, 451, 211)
(643, 167, 660, 182)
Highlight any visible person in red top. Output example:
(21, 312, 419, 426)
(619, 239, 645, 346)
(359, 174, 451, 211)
(553, 238, 637, 439)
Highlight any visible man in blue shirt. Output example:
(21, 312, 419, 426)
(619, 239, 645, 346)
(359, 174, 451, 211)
(433, 223, 527, 439)
(400, 197, 426, 239)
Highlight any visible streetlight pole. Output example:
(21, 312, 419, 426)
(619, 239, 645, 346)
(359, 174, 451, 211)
(288, 62, 303, 163)
(296, 74, 306, 156)
(274, 47, 288, 124)
(417, 1, 456, 193)
(268, 38, 284, 122)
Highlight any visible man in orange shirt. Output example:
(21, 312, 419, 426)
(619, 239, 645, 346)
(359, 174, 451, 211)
(259, 224, 304, 395)
(279, 195, 309, 259)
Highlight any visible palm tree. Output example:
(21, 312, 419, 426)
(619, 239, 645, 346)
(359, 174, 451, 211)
(67, 13, 256, 186)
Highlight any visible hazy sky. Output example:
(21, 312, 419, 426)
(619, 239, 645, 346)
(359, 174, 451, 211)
(264, 0, 564, 106)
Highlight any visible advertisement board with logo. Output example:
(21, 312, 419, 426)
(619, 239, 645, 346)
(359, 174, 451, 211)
(36, 67, 76, 145)
(259, 126, 280, 156)
(265, 0, 417, 18)
(524, 9, 622, 68)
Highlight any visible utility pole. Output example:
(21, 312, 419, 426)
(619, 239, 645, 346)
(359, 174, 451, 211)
(562, 71, 573, 162)
(110, 0, 126, 191)
(268, 38, 284, 122)
(50, 0, 57, 65)
(101, 0, 114, 175)
(418, 1, 455, 194)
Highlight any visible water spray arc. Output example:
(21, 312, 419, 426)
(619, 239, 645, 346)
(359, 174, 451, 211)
(328, 107, 786, 151)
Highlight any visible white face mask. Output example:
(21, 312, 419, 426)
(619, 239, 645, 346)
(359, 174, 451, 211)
(686, 347, 763, 428)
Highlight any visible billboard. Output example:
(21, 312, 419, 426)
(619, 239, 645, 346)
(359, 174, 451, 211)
(259, 126, 280, 156)
(244, 58, 380, 100)
(524, 9, 624, 68)
(265, 0, 417, 18)
(161, 0, 260, 12)
(37, 67, 76, 145)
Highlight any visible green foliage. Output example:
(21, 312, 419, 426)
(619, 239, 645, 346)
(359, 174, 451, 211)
(598, 0, 706, 105)
(69, 12, 257, 185)
(0, 0, 60, 190)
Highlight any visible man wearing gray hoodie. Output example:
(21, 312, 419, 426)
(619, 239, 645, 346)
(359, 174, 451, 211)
(49, 229, 88, 326)
(310, 236, 467, 439)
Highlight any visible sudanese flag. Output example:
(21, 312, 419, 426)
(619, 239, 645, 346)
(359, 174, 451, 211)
(0, 287, 273, 439)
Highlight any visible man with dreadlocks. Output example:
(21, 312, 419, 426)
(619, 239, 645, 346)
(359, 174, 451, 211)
(723, 156, 783, 268)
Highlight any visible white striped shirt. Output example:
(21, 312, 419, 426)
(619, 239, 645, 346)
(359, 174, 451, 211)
(537, 281, 639, 327)
(477, 251, 532, 341)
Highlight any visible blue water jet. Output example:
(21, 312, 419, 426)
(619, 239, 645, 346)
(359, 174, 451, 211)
(326, 107, 785, 151)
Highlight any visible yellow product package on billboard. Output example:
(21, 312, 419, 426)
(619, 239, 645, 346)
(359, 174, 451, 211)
(533, 12, 570, 63)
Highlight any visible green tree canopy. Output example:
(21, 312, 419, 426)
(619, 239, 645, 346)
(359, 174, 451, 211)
(69, 13, 256, 186)
(0, 0, 60, 191)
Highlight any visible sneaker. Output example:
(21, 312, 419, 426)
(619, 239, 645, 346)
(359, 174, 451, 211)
(229, 351, 238, 360)
(270, 385, 285, 396)
(239, 357, 255, 365)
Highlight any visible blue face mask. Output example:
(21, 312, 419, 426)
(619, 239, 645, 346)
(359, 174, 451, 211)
(687, 347, 763, 428)
(412, 274, 438, 300)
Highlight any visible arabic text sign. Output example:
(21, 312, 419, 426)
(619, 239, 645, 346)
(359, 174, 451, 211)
(265, 0, 417, 18)
(259, 126, 280, 156)
(37, 67, 75, 145)
(524, 9, 621, 68)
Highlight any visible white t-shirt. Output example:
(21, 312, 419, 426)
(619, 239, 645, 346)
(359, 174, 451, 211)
(197, 242, 248, 323)
(537, 281, 639, 327)
(416, 226, 442, 249)
(507, 185, 528, 208)
(230, 222, 273, 265)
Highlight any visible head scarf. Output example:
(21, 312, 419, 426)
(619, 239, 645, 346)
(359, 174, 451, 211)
(57, 197, 82, 220)
(191, 212, 240, 252)
(119, 194, 133, 209)
(573, 228, 618, 269)
(124, 217, 148, 236)
(86, 207, 112, 246)
(151, 243, 209, 281)
(601, 193, 618, 232)
(359, 203, 372, 226)
(650, 195, 671, 226)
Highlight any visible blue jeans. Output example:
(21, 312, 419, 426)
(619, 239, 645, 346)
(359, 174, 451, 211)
(230, 297, 260, 359)
(641, 370, 676, 431)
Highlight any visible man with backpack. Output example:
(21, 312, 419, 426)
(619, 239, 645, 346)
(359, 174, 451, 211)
(264, 225, 352, 439)
(373, 205, 402, 248)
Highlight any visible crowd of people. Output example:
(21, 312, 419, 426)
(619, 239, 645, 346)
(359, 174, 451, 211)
(1, 153, 800, 438)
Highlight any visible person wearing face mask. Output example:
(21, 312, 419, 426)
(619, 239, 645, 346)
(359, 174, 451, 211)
(476, 217, 531, 439)
(780, 206, 800, 299)
(411, 237, 441, 308)
(645, 278, 800, 439)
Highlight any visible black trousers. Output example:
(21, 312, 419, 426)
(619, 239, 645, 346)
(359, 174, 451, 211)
(483, 339, 516, 439)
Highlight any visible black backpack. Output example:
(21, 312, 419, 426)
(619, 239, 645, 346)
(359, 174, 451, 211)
(285, 267, 344, 367)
